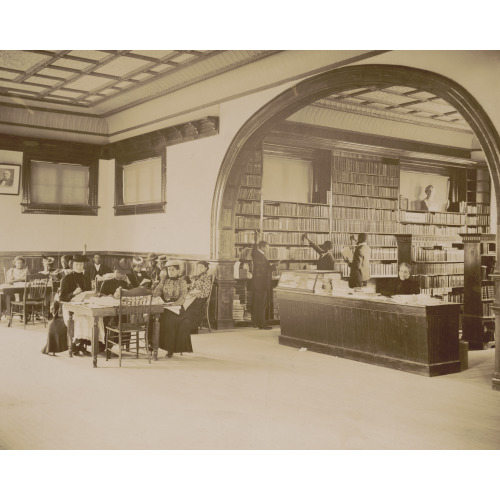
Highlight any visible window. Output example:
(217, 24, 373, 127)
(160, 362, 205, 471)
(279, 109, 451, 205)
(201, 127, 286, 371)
(22, 156, 99, 215)
(114, 150, 166, 215)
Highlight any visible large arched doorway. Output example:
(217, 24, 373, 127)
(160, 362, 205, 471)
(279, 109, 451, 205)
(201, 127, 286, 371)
(211, 64, 500, 389)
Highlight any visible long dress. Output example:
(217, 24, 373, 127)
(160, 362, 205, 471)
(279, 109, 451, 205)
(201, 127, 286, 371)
(153, 277, 192, 354)
(41, 312, 68, 355)
(184, 272, 213, 333)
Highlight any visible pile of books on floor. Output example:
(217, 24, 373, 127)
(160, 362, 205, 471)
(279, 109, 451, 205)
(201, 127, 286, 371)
(233, 300, 245, 321)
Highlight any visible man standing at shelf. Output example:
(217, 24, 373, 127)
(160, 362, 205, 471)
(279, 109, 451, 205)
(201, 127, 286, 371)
(251, 230, 273, 330)
(348, 233, 371, 288)
(301, 233, 335, 270)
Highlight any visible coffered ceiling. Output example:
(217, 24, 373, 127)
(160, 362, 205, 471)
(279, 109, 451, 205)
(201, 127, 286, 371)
(0, 50, 282, 115)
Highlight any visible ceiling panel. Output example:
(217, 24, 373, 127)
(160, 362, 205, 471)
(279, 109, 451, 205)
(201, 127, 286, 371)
(68, 50, 110, 61)
(130, 50, 177, 59)
(97, 56, 151, 77)
(65, 74, 116, 91)
(0, 50, 51, 71)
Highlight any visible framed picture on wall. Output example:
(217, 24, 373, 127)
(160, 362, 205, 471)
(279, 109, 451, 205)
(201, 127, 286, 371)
(0, 164, 21, 195)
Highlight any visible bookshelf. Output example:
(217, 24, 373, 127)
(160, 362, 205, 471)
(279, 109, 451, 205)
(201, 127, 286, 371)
(466, 166, 491, 234)
(461, 233, 496, 349)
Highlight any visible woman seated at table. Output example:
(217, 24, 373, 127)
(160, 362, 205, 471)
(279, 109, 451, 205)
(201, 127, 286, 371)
(184, 261, 213, 334)
(99, 259, 132, 297)
(380, 262, 420, 296)
(60, 254, 95, 355)
(153, 259, 192, 358)
(6, 256, 29, 284)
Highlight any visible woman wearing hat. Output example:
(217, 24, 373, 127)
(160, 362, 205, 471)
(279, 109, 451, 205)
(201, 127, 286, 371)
(128, 256, 151, 289)
(100, 259, 132, 297)
(153, 259, 192, 358)
(302, 233, 335, 270)
(60, 254, 94, 355)
(6, 256, 29, 284)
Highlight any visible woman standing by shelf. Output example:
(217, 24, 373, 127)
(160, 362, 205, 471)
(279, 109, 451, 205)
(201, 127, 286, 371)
(348, 233, 371, 289)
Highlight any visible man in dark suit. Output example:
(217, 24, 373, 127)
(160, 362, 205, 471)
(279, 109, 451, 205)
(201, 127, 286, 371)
(251, 230, 273, 330)
(84, 253, 111, 290)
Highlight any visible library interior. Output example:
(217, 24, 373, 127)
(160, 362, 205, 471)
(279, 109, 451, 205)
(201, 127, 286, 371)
(0, 50, 499, 451)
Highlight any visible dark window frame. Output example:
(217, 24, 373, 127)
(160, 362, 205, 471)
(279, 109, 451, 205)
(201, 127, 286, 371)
(114, 148, 167, 216)
(21, 153, 99, 216)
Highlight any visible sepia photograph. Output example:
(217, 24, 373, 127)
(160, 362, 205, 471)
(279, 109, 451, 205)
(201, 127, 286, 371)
(0, 6, 498, 499)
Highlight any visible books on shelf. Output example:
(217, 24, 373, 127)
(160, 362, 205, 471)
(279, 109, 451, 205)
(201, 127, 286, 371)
(411, 247, 464, 262)
(237, 201, 261, 215)
(241, 174, 262, 187)
(413, 262, 464, 275)
(332, 207, 397, 221)
(332, 171, 399, 187)
(331, 182, 398, 199)
(483, 302, 493, 317)
(263, 202, 329, 218)
(236, 216, 260, 230)
(334, 261, 397, 278)
(466, 204, 490, 215)
(481, 285, 495, 300)
(263, 217, 329, 232)
(400, 211, 466, 225)
(466, 215, 490, 226)
(331, 219, 399, 233)
(416, 274, 464, 289)
(333, 194, 398, 210)
(238, 187, 261, 200)
(399, 224, 466, 236)
(332, 155, 399, 177)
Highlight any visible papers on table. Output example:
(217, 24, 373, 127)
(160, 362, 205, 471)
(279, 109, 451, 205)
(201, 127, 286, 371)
(165, 305, 181, 315)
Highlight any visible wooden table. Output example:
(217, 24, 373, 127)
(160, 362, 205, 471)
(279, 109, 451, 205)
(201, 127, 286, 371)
(62, 302, 165, 368)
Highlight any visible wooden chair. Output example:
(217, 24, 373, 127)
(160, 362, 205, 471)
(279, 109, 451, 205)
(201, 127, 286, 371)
(105, 287, 153, 367)
(198, 274, 214, 333)
(94, 276, 105, 294)
(8, 275, 49, 328)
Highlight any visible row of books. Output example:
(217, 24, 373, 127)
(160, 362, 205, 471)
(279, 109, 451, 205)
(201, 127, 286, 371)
(331, 171, 399, 187)
(411, 247, 464, 262)
(331, 182, 399, 199)
(334, 261, 397, 278)
(413, 262, 464, 275)
(330, 233, 397, 246)
(483, 302, 493, 317)
(263, 218, 329, 232)
(333, 194, 398, 210)
(266, 247, 318, 260)
(481, 285, 495, 300)
(241, 174, 262, 187)
(237, 201, 261, 215)
(332, 207, 398, 221)
(235, 217, 260, 229)
(466, 215, 490, 226)
(437, 291, 464, 303)
(332, 156, 399, 177)
(416, 274, 464, 289)
(245, 162, 262, 175)
(399, 224, 464, 236)
(467, 204, 490, 214)
(465, 227, 488, 234)
(238, 187, 261, 200)
(264, 202, 329, 218)
(420, 287, 460, 296)
(331, 219, 399, 233)
(400, 211, 466, 225)
(480, 242, 496, 255)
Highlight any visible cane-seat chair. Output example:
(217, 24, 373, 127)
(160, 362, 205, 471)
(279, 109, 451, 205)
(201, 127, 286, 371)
(105, 287, 153, 367)
(8, 275, 49, 328)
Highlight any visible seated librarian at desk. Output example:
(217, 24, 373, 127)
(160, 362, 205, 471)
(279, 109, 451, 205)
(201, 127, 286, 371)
(380, 262, 420, 296)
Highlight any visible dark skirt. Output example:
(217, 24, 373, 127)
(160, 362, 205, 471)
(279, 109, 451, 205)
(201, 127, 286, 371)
(184, 297, 207, 333)
(41, 316, 68, 355)
(158, 308, 193, 354)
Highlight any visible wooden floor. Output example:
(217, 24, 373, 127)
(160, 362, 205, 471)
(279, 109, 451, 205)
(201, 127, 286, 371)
(0, 320, 499, 450)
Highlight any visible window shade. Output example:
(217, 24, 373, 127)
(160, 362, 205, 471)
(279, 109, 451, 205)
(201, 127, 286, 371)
(122, 157, 162, 205)
(262, 154, 313, 203)
(30, 161, 90, 205)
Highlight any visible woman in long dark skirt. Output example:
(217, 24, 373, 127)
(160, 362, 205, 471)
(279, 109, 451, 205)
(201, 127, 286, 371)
(41, 309, 68, 355)
(153, 260, 193, 358)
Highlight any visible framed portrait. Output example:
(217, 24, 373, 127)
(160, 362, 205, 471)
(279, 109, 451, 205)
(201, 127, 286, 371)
(0, 164, 21, 195)
(400, 171, 450, 212)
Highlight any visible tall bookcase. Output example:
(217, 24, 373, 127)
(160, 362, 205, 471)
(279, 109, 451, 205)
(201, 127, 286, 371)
(461, 233, 496, 349)
(233, 143, 493, 325)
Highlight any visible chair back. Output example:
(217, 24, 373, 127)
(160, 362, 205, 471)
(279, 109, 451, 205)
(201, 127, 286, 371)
(95, 276, 104, 293)
(200, 274, 214, 330)
(117, 287, 153, 329)
(25, 275, 49, 301)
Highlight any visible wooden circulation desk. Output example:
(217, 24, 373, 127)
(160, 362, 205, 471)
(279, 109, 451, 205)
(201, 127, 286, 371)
(276, 271, 461, 376)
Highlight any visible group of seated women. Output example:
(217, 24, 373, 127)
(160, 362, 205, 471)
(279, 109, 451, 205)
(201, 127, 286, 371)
(55, 253, 213, 357)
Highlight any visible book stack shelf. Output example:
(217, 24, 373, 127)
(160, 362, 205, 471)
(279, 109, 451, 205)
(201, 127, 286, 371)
(466, 167, 491, 234)
(461, 233, 496, 349)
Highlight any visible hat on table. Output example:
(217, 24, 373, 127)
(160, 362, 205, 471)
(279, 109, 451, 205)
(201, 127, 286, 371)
(132, 256, 144, 266)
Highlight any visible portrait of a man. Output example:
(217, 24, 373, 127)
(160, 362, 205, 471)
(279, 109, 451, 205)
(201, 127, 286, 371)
(0, 168, 14, 187)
